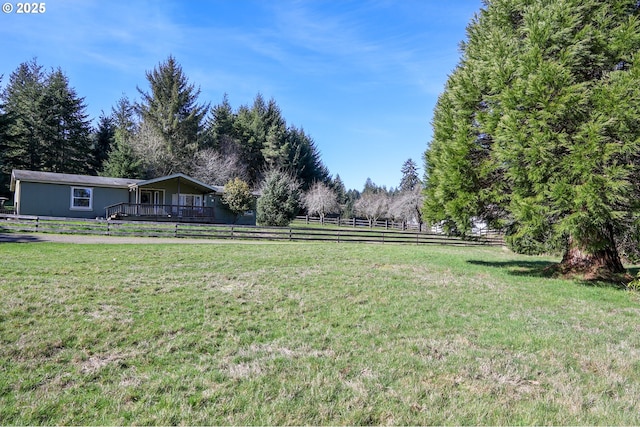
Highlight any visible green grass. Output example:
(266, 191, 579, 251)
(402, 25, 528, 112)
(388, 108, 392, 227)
(1, 241, 639, 425)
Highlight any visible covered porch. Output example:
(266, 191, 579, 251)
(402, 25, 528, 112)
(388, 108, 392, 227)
(105, 173, 224, 223)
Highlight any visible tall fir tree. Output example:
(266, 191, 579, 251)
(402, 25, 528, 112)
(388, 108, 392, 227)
(204, 93, 236, 152)
(90, 113, 115, 174)
(1, 60, 93, 176)
(285, 126, 330, 190)
(137, 55, 208, 175)
(1, 59, 47, 172)
(424, 0, 640, 277)
(399, 158, 420, 192)
(0, 77, 16, 195)
(202, 93, 331, 188)
(101, 96, 143, 178)
(40, 68, 93, 174)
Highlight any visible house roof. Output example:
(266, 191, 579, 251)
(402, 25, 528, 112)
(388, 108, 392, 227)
(129, 173, 224, 194)
(10, 169, 144, 191)
(10, 169, 260, 197)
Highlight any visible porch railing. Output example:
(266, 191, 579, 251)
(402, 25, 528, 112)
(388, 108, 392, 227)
(105, 203, 215, 220)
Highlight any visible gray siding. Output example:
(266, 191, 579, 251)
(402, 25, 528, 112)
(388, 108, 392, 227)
(207, 195, 256, 225)
(16, 181, 130, 218)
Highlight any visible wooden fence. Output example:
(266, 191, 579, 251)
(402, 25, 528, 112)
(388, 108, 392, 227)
(0, 214, 504, 246)
(294, 215, 502, 238)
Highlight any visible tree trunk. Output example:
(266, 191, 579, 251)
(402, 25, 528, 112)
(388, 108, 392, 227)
(559, 230, 625, 279)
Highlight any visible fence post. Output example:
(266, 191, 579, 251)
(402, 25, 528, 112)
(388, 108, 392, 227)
(107, 221, 110, 236)
(175, 223, 178, 238)
(353, 217, 356, 227)
(289, 227, 292, 241)
(231, 225, 234, 240)
(305, 215, 309, 224)
(35, 217, 39, 232)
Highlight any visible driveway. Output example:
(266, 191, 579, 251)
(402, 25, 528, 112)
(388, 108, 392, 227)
(0, 232, 244, 244)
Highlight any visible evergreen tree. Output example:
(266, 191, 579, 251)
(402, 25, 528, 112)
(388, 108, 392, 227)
(204, 93, 236, 152)
(101, 96, 143, 178)
(0, 78, 16, 195)
(423, 0, 640, 277)
(1, 59, 48, 172)
(40, 68, 93, 174)
(256, 169, 301, 226)
(90, 113, 115, 174)
(203, 93, 331, 188)
(137, 55, 208, 175)
(285, 126, 330, 190)
(399, 158, 420, 192)
(1, 60, 93, 175)
(261, 99, 288, 170)
(233, 99, 266, 184)
(331, 174, 348, 208)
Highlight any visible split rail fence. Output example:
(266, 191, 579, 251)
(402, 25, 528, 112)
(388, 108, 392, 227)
(0, 214, 504, 246)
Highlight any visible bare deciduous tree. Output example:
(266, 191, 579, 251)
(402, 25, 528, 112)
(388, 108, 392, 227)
(303, 182, 339, 223)
(130, 121, 177, 177)
(388, 185, 424, 228)
(192, 148, 249, 186)
(355, 192, 389, 227)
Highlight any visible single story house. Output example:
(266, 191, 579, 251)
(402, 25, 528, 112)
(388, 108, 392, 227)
(9, 169, 256, 225)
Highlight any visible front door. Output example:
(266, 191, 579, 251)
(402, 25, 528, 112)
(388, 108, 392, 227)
(140, 190, 164, 214)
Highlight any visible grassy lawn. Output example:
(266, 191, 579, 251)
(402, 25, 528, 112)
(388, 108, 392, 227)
(1, 241, 639, 425)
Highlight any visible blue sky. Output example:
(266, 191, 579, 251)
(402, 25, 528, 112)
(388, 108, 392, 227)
(0, 0, 482, 191)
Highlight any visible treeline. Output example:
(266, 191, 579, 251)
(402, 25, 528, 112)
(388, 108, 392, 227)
(0, 56, 330, 195)
(256, 158, 424, 227)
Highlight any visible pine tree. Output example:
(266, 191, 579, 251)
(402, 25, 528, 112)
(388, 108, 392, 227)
(331, 174, 348, 208)
(0, 78, 16, 195)
(1, 59, 48, 172)
(261, 99, 288, 170)
(1, 60, 93, 175)
(256, 169, 301, 226)
(203, 93, 331, 189)
(232, 99, 266, 184)
(101, 96, 143, 178)
(424, 0, 640, 278)
(89, 113, 115, 174)
(137, 55, 208, 175)
(41, 68, 93, 173)
(204, 94, 236, 152)
(399, 158, 420, 192)
(285, 127, 329, 190)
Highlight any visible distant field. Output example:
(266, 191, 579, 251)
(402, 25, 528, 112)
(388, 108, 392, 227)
(1, 242, 639, 425)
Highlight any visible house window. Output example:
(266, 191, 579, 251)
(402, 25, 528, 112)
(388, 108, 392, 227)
(70, 187, 93, 210)
(178, 194, 202, 207)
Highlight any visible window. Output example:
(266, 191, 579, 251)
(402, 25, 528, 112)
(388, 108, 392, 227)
(178, 194, 202, 206)
(71, 187, 93, 210)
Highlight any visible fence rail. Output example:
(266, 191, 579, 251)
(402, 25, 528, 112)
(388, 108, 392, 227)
(294, 215, 502, 238)
(0, 214, 504, 246)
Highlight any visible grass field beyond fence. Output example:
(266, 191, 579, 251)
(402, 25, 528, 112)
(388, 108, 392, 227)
(0, 215, 504, 246)
(1, 242, 639, 425)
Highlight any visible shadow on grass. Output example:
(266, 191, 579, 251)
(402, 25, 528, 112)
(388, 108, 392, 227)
(467, 259, 556, 278)
(0, 232, 43, 243)
(468, 259, 635, 289)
